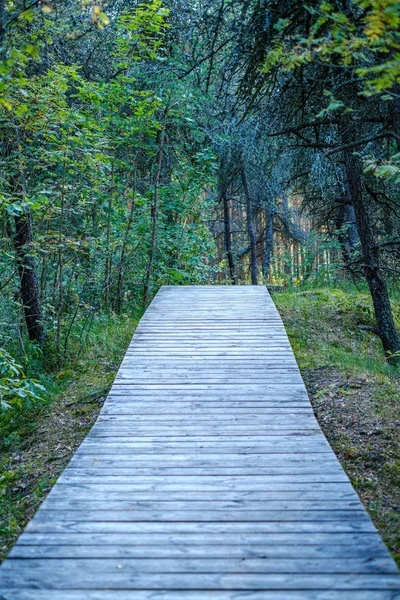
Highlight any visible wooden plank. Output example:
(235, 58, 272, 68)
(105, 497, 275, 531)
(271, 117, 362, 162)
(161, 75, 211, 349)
(56, 475, 351, 485)
(45, 490, 359, 501)
(31, 509, 368, 522)
(2, 557, 397, 574)
(12, 531, 386, 546)
(24, 520, 376, 534)
(67, 453, 339, 464)
(0, 285, 398, 596)
(95, 413, 317, 422)
(100, 406, 313, 413)
(41, 499, 361, 511)
(0, 571, 399, 590)
(60, 466, 346, 477)
(8, 541, 389, 559)
(2, 591, 399, 600)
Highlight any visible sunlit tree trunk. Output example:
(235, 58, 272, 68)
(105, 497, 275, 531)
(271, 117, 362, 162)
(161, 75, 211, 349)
(262, 207, 274, 279)
(222, 190, 236, 284)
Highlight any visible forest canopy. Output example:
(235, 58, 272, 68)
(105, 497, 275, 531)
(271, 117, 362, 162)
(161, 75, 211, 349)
(0, 0, 400, 401)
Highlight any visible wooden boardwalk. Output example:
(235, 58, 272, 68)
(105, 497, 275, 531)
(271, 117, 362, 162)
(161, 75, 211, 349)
(1, 285, 399, 599)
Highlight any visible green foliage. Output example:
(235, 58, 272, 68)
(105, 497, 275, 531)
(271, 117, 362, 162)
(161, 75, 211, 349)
(0, 310, 139, 559)
(364, 153, 400, 183)
(265, 0, 400, 96)
(0, 1, 216, 367)
(0, 349, 45, 411)
(262, 0, 400, 183)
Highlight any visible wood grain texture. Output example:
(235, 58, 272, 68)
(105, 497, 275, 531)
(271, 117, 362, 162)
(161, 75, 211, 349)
(0, 285, 399, 598)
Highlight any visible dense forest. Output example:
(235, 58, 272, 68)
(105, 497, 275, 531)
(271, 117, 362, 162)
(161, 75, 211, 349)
(0, 0, 400, 565)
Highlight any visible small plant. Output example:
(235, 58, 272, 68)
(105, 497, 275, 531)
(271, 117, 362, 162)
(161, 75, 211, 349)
(0, 348, 45, 411)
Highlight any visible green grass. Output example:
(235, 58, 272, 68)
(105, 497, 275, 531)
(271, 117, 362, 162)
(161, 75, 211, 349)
(0, 311, 140, 561)
(275, 287, 400, 372)
(274, 286, 400, 565)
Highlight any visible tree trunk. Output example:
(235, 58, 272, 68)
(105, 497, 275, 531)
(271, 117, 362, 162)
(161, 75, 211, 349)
(104, 162, 114, 310)
(340, 119, 400, 363)
(344, 203, 358, 249)
(0, 0, 5, 45)
(116, 149, 141, 314)
(13, 213, 46, 343)
(143, 113, 167, 305)
(262, 207, 274, 278)
(222, 190, 236, 284)
(336, 202, 358, 268)
(240, 161, 258, 285)
(391, 84, 400, 152)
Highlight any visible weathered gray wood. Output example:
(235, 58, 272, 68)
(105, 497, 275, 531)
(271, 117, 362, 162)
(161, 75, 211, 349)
(0, 285, 398, 596)
(56, 474, 351, 486)
(41, 498, 361, 510)
(31, 509, 368, 522)
(101, 405, 313, 413)
(68, 452, 339, 464)
(2, 557, 396, 574)
(0, 589, 399, 600)
(1, 571, 400, 590)
(95, 413, 317, 422)
(24, 520, 376, 534)
(60, 466, 346, 477)
(11, 530, 387, 546)
(45, 489, 359, 501)
(9, 541, 388, 559)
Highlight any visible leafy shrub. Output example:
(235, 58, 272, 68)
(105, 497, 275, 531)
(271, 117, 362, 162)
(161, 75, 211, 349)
(0, 349, 45, 411)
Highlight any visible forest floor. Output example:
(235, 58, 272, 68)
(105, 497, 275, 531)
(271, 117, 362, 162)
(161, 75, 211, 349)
(274, 287, 400, 566)
(0, 286, 399, 566)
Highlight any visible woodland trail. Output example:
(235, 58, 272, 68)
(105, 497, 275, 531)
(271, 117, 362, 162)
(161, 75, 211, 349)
(0, 285, 399, 599)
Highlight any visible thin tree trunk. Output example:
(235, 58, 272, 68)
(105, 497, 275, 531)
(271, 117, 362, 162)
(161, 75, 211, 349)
(240, 161, 258, 285)
(262, 207, 274, 278)
(13, 213, 46, 343)
(390, 84, 400, 152)
(143, 113, 168, 305)
(0, 0, 5, 45)
(336, 162, 359, 270)
(116, 149, 141, 314)
(56, 153, 67, 361)
(222, 190, 236, 284)
(104, 162, 114, 310)
(336, 203, 354, 268)
(340, 118, 400, 363)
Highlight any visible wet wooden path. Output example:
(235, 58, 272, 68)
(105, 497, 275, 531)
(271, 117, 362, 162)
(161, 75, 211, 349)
(1, 286, 399, 599)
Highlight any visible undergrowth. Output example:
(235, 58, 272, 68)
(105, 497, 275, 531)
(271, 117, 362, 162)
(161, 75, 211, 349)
(0, 312, 140, 561)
